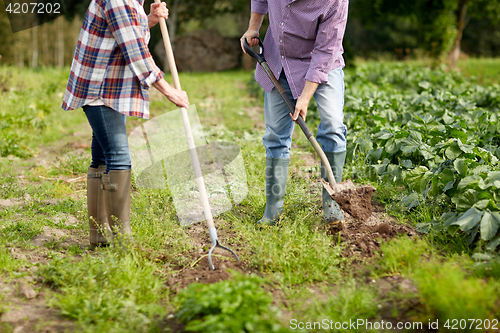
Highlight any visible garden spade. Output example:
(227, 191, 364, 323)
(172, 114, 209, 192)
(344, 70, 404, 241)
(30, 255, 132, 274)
(243, 38, 376, 221)
(154, 0, 239, 269)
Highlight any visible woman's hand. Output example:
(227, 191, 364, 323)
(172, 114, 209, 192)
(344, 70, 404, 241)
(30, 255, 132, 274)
(153, 79, 190, 108)
(148, 2, 168, 28)
(166, 87, 190, 109)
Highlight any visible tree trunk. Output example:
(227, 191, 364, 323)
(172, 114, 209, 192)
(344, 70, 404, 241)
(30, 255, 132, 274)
(31, 25, 38, 68)
(42, 24, 49, 66)
(167, 0, 180, 44)
(449, 0, 469, 68)
(57, 17, 64, 67)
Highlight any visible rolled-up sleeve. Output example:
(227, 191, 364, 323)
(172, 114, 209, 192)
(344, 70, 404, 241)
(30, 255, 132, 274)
(305, 0, 348, 84)
(105, 0, 163, 88)
(251, 0, 268, 15)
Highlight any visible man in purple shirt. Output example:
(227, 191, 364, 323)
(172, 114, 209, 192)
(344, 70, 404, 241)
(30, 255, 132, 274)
(241, 0, 349, 226)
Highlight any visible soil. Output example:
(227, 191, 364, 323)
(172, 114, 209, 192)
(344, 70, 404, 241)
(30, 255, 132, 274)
(164, 222, 260, 291)
(329, 180, 377, 221)
(322, 199, 417, 260)
(294, 148, 418, 261)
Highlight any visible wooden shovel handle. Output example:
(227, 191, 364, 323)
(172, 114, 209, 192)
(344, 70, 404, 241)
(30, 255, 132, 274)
(154, 0, 181, 90)
(153, 0, 217, 232)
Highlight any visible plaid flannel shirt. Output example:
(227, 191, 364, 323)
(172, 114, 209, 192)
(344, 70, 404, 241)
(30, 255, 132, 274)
(62, 0, 164, 119)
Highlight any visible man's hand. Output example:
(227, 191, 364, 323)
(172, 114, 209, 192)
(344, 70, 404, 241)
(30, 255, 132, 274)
(148, 2, 168, 28)
(292, 94, 310, 122)
(240, 12, 265, 53)
(240, 29, 260, 51)
(291, 80, 319, 122)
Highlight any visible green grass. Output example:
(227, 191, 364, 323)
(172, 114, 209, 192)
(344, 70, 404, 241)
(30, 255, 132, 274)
(0, 67, 88, 158)
(40, 249, 169, 333)
(413, 258, 500, 322)
(459, 58, 500, 86)
(376, 237, 431, 276)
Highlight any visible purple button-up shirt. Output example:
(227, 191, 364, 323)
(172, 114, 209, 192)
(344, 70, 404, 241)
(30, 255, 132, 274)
(252, 0, 349, 99)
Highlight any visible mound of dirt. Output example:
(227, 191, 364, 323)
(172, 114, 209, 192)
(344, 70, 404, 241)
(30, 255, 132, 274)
(323, 200, 417, 260)
(321, 179, 377, 221)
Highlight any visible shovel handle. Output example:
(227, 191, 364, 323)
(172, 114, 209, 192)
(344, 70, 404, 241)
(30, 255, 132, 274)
(154, 0, 181, 89)
(244, 38, 338, 189)
(243, 38, 265, 64)
(154, 0, 217, 231)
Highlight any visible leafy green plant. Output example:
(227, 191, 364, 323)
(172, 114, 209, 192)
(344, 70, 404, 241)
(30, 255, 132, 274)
(175, 273, 286, 333)
(342, 63, 500, 251)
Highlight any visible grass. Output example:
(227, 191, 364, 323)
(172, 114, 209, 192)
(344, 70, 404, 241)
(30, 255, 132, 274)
(1, 59, 500, 332)
(459, 58, 500, 86)
(40, 249, 169, 333)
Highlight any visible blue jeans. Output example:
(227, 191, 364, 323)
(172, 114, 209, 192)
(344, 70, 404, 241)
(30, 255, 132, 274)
(83, 105, 131, 172)
(263, 68, 347, 158)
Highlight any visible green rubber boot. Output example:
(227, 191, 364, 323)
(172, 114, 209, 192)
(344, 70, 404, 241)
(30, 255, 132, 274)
(256, 158, 289, 226)
(102, 170, 132, 247)
(87, 165, 113, 250)
(321, 151, 346, 224)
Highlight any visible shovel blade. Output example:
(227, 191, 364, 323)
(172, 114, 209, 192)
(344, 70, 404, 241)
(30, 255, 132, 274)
(320, 179, 376, 221)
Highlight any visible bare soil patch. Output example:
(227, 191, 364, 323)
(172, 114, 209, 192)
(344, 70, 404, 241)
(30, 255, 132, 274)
(323, 200, 417, 260)
(0, 275, 75, 333)
(164, 222, 258, 291)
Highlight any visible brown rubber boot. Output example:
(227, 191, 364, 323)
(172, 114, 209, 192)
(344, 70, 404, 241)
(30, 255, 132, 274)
(102, 170, 132, 243)
(87, 165, 112, 249)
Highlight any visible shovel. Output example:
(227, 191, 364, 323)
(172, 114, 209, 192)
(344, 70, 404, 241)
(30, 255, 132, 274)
(154, 0, 239, 269)
(243, 38, 375, 222)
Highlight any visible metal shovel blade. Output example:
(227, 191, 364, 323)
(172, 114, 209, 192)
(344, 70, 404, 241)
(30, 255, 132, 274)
(321, 179, 376, 221)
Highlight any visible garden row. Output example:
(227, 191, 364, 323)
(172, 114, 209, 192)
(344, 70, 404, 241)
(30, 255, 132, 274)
(334, 63, 500, 252)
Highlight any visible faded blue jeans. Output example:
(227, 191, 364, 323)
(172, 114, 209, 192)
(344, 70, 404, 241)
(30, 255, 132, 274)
(83, 105, 131, 172)
(263, 68, 347, 158)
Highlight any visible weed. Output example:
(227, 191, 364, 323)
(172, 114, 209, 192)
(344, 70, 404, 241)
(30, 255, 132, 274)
(56, 152, 91, 175)
(0, 242, 23, 273)
(292, 280, 379, 333)
(0, 221, 42, 243)
(67, 244, 85, 256)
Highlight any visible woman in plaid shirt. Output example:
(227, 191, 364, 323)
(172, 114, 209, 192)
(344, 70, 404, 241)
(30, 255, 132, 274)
(63, 0, 188, 249)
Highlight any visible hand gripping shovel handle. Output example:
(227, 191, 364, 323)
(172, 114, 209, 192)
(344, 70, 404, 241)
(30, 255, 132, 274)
(155, 0, 239, 269)
(243, 38, 338, 191)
